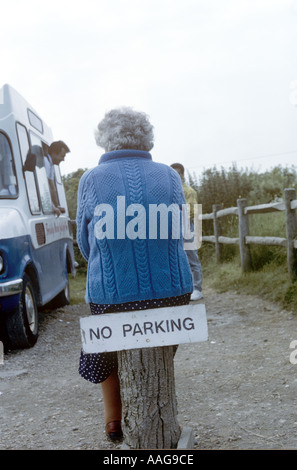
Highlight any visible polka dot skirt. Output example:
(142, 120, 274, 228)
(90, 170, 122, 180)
(78, 293, 191, 384)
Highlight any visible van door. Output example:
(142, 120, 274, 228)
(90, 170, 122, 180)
(17, 125, 71, 305)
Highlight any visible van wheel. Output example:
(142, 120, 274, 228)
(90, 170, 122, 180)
(6, 274, 39, 349)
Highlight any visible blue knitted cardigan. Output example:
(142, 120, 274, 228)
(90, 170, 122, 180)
(76, 149, 193, 304)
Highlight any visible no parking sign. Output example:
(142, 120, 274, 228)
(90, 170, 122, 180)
(80, 303, 208, 353)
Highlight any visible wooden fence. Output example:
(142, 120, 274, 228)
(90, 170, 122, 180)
(200, 188, 297, 280)
(71, 188, 297, 280)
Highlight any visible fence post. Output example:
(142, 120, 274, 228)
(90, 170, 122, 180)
(212, 204, 222, 263)
(237, 198, 252, 272)
(284, 188, 297, 280)
(0, 341, 3, 365)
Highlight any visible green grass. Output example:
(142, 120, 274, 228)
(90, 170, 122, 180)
(201, 248, 297, 312)
(69, 271, 87, 305)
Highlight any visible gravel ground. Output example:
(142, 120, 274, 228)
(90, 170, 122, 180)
(0, 286, 297, 450)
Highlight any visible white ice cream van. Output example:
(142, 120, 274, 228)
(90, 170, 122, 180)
(0, 84, 76, 349)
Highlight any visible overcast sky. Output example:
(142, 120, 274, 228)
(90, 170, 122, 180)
(1, 0, 297, 179)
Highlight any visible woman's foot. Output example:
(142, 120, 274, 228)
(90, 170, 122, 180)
(105, 421, 123, 442)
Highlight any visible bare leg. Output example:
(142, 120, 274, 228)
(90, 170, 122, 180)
(100, 367, 122, 424)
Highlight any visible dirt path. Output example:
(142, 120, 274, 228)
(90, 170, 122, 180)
(0, 287, 296, 450)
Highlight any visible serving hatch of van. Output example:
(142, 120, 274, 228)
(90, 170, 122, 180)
(0, 84, 76, 349)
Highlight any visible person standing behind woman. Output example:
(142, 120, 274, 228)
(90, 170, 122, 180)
(76, 107, 193, 442)
(171, 163, 203, 301)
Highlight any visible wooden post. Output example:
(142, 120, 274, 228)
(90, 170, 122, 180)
(117, 346, 180, 449)
(80, 304, 208, 450)
(237, 198, 252, 272)
(212, 204, 222, 263)
(284, 188, 297, 280)
(0, 340, 3, 365)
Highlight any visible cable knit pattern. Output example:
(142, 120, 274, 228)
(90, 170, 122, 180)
(76, 169, 92, 261)
(169, 170, 182, 288)
(76, 150, 193, 304)
(89, 178, 118, 299)
(98, 237, 117, 298)
(123, 160, 151, 294)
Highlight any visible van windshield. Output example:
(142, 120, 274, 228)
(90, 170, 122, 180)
(0, 132, 17, 198)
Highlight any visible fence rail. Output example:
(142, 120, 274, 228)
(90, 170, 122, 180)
(200, 188, 297, 280)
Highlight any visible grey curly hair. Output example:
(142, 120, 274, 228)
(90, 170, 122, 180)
(94, 107, 154, 152)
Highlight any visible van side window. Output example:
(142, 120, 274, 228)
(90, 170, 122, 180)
(54, 164, 65, 208)
(30, 133, 53, 214)
(0, 132, 18, 198)
(17, 123, 40, 213)
(27, 109, 43, 134)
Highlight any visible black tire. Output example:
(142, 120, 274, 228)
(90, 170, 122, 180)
(6, 273, 39, 349)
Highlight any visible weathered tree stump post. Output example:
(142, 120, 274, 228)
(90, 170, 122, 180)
(117, 345, 180, 449)
(237, 198, 252, 272)
(284, 188, 297, 280)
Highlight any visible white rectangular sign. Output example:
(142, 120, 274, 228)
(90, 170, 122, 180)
(80, 303, 208, 354)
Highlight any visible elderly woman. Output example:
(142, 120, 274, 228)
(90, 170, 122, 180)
(76, 107, 193, 442)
